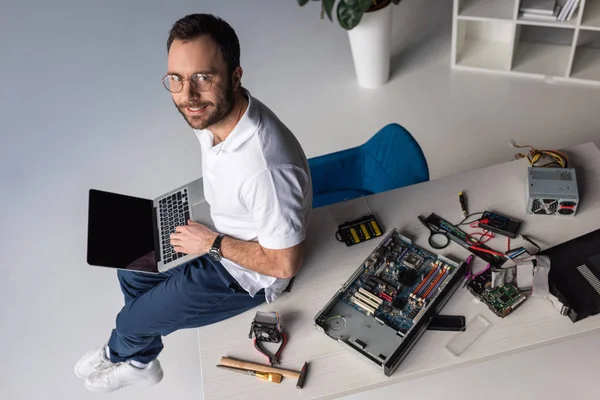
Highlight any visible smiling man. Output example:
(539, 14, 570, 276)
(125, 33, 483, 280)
(75, 14, 312, 393)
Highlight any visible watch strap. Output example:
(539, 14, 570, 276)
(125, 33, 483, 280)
(212, 234, 225, 252)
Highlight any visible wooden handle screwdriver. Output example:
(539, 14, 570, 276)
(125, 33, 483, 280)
(216, 365, 282, 383)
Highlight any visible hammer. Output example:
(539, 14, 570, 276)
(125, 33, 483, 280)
(219, 356, 309, 389)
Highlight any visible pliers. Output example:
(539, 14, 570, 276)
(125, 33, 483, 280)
(254, 333, 288, 366)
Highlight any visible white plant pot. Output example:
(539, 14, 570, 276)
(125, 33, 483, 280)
(347, 3, 393, 89)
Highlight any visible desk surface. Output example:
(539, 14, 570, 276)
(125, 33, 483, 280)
(198, 142, 600, 400)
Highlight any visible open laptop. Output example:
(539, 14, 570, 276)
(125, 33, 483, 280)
(87, 178, 214, 274)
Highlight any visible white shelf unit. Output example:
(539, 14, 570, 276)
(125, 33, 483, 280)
(571, 29, 600, 80)
(454, 19, 515, 71)
(452, 0, 600, 84)
(581, 0, 600, 28)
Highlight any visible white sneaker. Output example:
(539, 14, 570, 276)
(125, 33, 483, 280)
(75, 345, 114, 379)
(84, 359, 163, 393)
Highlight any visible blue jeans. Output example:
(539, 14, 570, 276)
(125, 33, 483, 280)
(107, 255, 265, 364)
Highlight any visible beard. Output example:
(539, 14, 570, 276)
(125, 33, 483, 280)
(173, 80, 235, 130)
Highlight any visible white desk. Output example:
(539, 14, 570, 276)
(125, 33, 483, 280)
(198, 142, 600, 400)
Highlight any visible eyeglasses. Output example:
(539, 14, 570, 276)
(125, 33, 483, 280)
(161, 73, 214, 93)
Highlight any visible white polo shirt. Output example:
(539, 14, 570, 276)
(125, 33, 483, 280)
(194, 90, 312, 303)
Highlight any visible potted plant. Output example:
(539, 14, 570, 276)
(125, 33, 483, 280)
(298, 0, 402, 88)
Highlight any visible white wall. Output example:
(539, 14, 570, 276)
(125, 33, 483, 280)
(2, 1, 600, 399)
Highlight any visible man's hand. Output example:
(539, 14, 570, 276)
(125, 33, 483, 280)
(170, 220, 218, 255)
(171, 220, 305, 279)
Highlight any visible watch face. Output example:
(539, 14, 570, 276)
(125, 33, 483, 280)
(208, 248, 221, 261)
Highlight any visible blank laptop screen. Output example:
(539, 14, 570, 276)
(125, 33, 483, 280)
(87, 189, 158, 272)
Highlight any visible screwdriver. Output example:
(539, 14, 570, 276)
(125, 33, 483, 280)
(216, 365, 283, 383)
(459, 191, 469, 218)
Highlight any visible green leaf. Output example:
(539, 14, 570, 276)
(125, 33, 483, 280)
(322, 0, 335, 21)
(337, 0, 364, 30)
(359, 0, 373, 12)
(297, 0, 310, 6)
(391, 0, 402, 4)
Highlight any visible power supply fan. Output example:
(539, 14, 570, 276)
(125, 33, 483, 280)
(532, 198, 558, 215)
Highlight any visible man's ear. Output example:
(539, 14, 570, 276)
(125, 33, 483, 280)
(232, 66, 243, 90)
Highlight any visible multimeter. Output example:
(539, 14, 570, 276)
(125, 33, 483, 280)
(478, 211, 522, 239)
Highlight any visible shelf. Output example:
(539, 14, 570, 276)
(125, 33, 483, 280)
(517, 16, 577, 29)
(458, 0, 515, 20)
(511, 25, 574, 76)
(455, 19, 514, 71)
(582, 0, 600, 28)
(570, 29, 600, 81)
(571, 47, 600, 80)
(457, 39, 514, 70)
(513, 42, 572, 76)
(580, 25, 600, 31)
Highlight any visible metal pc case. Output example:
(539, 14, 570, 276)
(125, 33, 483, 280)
(314, 229, 466, 376)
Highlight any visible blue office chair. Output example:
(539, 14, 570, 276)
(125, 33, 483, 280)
(308, 123, 429, 208)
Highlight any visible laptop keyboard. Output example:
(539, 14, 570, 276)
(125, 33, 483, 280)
(159, 188, 190, 265)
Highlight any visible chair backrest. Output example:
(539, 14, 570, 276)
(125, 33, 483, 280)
(308, 123, 429, 208)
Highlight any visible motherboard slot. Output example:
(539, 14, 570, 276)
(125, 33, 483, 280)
(425, 268, 450, 301)
(412, 263, 440, 299)
(420, 267, 448, 300)
(358, 288, 383, 304)
(351, 297, 376, 315)
(378, 292, 393, 302)
(367, 276, 397, 292)
(354, 292, 381, 309)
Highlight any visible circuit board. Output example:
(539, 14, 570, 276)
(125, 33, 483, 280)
(467, 268, 527, 318)
(314, 228, 466, 376)
(338, 230, 458, 335)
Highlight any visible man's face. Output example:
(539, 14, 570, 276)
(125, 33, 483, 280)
(167, 36, 235, 130)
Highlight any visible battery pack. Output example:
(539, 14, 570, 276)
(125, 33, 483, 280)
(335, 215, 383, 246)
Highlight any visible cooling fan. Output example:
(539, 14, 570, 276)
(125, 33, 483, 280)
(531, 198, 559, 215)
(249, 311, 283, 343)
(526, 167, 579, 217)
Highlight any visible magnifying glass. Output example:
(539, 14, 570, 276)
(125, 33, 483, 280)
(428, 231, 450, 249)
(418, 216, 450, 250)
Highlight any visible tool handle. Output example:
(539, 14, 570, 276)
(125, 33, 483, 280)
(256, 372, 282, 383)
(220, 357, 300, 379)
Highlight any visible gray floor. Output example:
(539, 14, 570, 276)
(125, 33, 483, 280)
(2, 0, 600, 399)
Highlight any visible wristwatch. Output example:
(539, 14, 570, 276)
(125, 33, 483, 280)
(208, 234, 225, 261)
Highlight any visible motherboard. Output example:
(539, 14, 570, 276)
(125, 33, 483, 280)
(314, 228, 465, 376)
(339, 230, 458, 335)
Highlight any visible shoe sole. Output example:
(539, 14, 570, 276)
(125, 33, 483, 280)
(84, 368, 164, 393)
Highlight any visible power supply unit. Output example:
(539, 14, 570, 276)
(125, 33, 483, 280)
(526, 167, 579, 216)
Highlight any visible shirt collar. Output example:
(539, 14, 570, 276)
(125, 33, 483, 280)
(194, 89, 258, 154)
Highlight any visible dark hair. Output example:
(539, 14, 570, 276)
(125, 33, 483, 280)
(167, 14, 240, 76)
